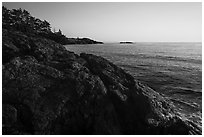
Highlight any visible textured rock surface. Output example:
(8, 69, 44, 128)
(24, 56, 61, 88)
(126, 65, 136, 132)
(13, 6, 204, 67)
(2, 29, 202, 135)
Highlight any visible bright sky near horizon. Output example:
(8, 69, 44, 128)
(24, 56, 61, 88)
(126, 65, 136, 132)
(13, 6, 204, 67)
(3, 2, 202, 42)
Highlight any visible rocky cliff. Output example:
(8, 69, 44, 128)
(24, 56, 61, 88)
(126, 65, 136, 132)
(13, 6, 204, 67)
(2, 29, 202, 135)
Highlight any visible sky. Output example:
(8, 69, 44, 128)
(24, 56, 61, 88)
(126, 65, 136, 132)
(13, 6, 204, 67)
(3, 2, 202, 42)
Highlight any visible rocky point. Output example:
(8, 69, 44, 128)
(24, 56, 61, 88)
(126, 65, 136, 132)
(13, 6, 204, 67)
(2, 28, 202, 135)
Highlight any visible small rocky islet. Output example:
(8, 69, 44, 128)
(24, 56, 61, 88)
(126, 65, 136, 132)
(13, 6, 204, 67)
(120, 41, 134, 44)
(2, 7, 202, 135)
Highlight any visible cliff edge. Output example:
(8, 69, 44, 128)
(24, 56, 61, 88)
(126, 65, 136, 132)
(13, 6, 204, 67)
(2, 28, 201, 135)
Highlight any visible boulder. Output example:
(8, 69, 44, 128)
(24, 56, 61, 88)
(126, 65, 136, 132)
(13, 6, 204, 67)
(80, 53, 202, 134)
(2, 56, 120, 134)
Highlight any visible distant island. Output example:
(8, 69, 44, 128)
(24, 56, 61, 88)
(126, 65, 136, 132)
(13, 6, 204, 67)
(120, 41, 134, 44)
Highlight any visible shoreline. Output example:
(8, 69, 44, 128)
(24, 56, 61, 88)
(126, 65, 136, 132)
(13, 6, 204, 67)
(2, 6, 202, 135)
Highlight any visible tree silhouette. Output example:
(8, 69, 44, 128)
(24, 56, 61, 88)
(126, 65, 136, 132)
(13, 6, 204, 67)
(2, 6, 102, 45)
(2, 6, 51, 33)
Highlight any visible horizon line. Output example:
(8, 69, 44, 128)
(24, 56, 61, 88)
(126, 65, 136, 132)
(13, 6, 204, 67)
(102, 41, 202, 43)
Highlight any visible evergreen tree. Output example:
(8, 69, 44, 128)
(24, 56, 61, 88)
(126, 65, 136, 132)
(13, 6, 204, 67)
(2, 6, 51, 33)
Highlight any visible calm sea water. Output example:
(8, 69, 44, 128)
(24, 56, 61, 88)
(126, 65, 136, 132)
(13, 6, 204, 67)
(65, 42, 202, 127)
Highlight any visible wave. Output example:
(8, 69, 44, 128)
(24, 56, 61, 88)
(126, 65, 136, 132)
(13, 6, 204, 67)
(170, 98, 200, 111)
(110, 52, 202, 64)
(167, 87, 201, 95)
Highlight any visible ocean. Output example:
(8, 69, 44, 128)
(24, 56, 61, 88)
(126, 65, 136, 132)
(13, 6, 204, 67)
(65, 42, 202, 127)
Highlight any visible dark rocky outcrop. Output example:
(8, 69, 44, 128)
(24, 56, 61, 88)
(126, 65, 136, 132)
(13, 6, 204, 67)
(79, 53, 202, 135)
(39, 32, 103, 45)
(2, 28, 202, 135)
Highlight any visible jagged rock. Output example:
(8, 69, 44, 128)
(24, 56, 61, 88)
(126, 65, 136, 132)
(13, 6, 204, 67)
(2, 55, 120, 134)
(80, 53, 202, 135)
(2, 29, 201, 135)
(2, 29, 76, 64)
